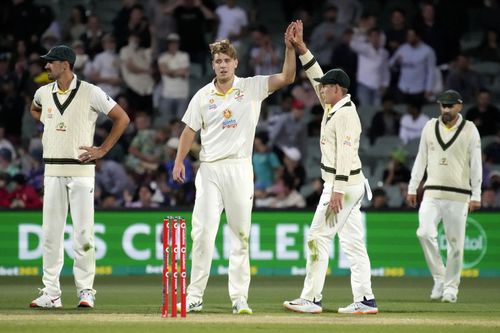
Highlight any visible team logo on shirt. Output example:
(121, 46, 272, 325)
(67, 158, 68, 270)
(234, 89, 244, 102)
(208, 98, 217, 110)
(222, 108, 237, 129)
(56, 122, 67, 132)
(439, 158, 448, 166)
(47, 107, 53, 119)
(343, 135, 352, 147)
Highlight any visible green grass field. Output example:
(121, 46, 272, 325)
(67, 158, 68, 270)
(1, 276, 499, 333)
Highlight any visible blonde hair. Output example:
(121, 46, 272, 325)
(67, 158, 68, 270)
(209, 39, 237, 60)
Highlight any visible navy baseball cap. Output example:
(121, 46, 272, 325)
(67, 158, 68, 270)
(41, 45, 76, 65)
(314, 68, 350, 88)
(437, 90, 463, 104)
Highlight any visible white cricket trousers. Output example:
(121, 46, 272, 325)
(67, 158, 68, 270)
(42, 176, 96, 297)
(301, 182, 375, 302)
(187, 159, 254, 304)
(417, 197, 468, 297)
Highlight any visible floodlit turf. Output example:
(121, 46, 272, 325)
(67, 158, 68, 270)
(1, 276, 499, 333)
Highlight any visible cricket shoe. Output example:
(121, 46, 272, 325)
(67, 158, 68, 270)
(78, 289, 95, 308)
(430, 282, 444, 300)
(441, 293, 457, 303)
(338, 298, 378, 314)
(232, 299, 253, 315)
(177, 298, 203, 313)
(283, 298, 322, 314)
(30, 289, 62, 308)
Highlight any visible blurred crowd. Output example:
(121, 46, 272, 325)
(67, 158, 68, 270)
(0, 0, 499, 210)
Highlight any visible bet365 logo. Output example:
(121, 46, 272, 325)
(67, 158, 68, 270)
(438, 217, 487, 268)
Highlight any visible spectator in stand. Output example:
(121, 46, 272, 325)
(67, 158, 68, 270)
(268, 173, 306, 208)
(384, 8, 408, 57)
(249, 25, 282, 76)
(309, 5, 346, 71)
(112, 0, 138, 49)
(167, 0, 215, 75)
(126, 121, 169, 175)
(0, 125, 16, 160)
(482, 187, 499, 208)
(383, 148, 411, 186)
(330, 28, 358, 100)
(468, 29, 500, 63)
(80, 14, 105, 59)
(0, 173, 10, 208)
(444, 54, 481, 103)
(63, 4, 87, 43)
(389, 28, 436, 105)
(253, 132, 282, 191)
(9, 173, 42, 209)
(126, 4, 151, 48)
(215, 0, 248, 51)
(325, 0, 363, 26)
(268, 99, 308, 160)
(369, 94, 400, 145)
(119, 32, 155, 113)
(72, 40, 91, 80)
(157, 33, 190, 123)
(465, 89, 500, 136)
(95, 159, 129, 204)
(399, 101, 429, 145)
(350, 27, 390, 107)
(0, 74, 24, 139)
(291, 70, 321, 108)
(370, 188, 388, 209)
(147, 0, 177, 55)
(305, 177, 323, 208)
(87, 34, 121, 99)
(281, 146, 306, 191)
(415, 2, 456, 65)
(124, 183, 160, 208)
(484, 129, 500, 164)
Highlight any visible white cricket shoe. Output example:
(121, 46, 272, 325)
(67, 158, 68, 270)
(30, 289, 62, 308)
(232, 299, 253, 315)
(441, 293, 457, 303)
(177, 298, 203, 313)
(430, 282, 444, 300)
(338, 299, 378, 314)
(78, 289, 95, 308)
(283, 298, 322, 314)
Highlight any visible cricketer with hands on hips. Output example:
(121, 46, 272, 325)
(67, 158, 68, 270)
(172, 22, 296, 314)
(29, 45, 130, 309)
(283, 20, 378, 315)
(406, 89, 481, 303)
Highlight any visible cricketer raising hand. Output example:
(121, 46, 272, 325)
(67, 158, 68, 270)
(283, 20, 378, 315)
(172, 22, 296, 314)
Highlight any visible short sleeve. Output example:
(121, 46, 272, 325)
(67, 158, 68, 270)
(90, 84, 117, 115)
(246, 75, 270, 101)
(33, 87, 43, 108)
(181, 92, 202, 131)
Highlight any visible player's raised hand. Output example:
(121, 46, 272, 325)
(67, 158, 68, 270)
(289, 20, 307, 55)
(284, 21, 295, 49)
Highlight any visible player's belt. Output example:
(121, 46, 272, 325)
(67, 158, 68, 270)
(424, 185, 472, 195)
(43, 158, 96, 165)
(320, 163, 361, 175)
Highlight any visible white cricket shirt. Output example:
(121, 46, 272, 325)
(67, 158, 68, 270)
(182, 76, 269, 162)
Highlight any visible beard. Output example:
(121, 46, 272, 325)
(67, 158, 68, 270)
(442, 113, 455, 124)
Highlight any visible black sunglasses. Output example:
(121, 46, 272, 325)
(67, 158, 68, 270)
(441, 103, 456, 109)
